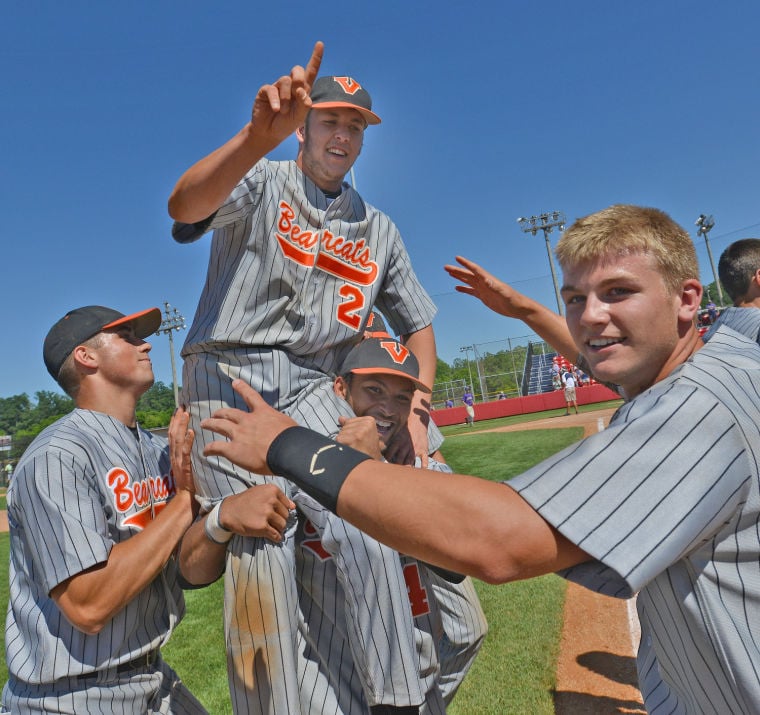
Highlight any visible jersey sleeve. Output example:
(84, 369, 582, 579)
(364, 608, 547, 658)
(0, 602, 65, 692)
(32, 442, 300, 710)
(11, 450, 112, 593)
(510, 381, 754, 596)
(373, 225, 437, 336)
(171, 159, 269, 244)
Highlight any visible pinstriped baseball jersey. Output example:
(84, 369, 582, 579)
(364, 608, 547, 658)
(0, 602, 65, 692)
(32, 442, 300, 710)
(704, 305, 760, 344)
(294, 458, 485, 713)
(2, 409, 205, 714)
(174, 157, 437, 373)
(510, 326, 760, 714)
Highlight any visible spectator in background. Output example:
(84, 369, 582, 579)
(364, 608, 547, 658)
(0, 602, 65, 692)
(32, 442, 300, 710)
(444, 398, 454, 409)
(562, 369, 579, 415)
(706, 299, 718, 323)
(497, 391, 507, 400)
(462, 388, 475, 426)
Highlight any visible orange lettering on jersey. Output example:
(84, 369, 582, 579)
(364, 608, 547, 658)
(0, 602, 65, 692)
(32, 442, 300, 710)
(123, 501, 168, 530)
(275, 200, 379, 287)
(380, 340, 410, 364)
(332, 77, 362, 95)
(107, 467, 176, 530)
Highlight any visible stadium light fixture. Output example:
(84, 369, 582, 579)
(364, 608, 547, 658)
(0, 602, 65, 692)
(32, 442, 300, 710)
(695, 214, 724, 306)
(156, 302, 186, 407)
(517, 211, 566, 315)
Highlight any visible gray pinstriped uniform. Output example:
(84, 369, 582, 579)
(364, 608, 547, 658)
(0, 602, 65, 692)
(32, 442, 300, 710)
(294, 459, 486, 713)
(704, 305, 760, 345)
(174, 157, 438, 713)
(511, 326, 760, 714)
(2, 410, 206, 714)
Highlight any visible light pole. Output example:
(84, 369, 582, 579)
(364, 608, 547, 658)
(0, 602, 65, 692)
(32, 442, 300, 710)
(156, 302, 186, 407)
(471, 343, 488, 401)
(517, 211, 566, 316)
(695, 214, 724, 306)
(460, 346, 475, 400)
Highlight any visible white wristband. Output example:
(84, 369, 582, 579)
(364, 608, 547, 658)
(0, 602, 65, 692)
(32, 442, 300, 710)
(204, 500, 233, 545)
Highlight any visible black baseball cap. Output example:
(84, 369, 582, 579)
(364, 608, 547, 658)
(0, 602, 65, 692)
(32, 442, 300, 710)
(340, 337, 431, 393)
(43, 305, 162, 381)
(310, 76, 381, 125)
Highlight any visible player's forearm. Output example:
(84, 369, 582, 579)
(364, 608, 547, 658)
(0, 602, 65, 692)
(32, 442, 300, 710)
(514, 299, 580, 362)
(51, 491, 196, 634)
(402, 324, 436, 393)
(168, 123, 275, 224)
(336, 462, 587, 584)
(177, 513, 227, 586)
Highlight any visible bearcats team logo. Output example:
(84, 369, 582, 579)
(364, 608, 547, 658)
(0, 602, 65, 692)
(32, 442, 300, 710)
(276, 201, 379, 286)
(332, 77, 362, 95)
(107, 467, 176, 530)
(379, 340, 410, 364)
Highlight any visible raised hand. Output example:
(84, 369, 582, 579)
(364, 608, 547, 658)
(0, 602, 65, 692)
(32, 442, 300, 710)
(168, 406, 196, 497)
(444, 255, 535, 319)
(250, 40, 324, 146)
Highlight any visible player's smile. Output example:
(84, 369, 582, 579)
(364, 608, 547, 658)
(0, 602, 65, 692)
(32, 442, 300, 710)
(297, 107, 365, 192)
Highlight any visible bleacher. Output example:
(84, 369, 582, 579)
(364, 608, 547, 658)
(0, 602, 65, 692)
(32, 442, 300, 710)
(527, 351, 558, 395)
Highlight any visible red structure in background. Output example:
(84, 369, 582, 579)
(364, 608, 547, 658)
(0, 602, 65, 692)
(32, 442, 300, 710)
(431, 382, 619, 428)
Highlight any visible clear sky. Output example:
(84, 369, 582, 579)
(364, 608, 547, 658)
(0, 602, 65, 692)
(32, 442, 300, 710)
(3, 1, 759, 399)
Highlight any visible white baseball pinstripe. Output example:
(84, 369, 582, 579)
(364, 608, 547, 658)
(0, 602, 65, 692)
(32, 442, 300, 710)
(512, 326, 760, 714)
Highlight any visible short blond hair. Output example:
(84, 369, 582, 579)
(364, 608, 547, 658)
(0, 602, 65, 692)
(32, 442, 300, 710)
(555, 205, 699, 293)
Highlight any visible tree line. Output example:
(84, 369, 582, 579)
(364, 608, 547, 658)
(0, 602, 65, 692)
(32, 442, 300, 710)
(0, 382, 177, 461)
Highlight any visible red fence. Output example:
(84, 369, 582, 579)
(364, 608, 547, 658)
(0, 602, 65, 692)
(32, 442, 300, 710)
(430, 383, 620, 427)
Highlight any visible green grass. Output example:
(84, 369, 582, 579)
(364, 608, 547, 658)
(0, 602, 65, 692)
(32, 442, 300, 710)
(442, 426, 583, 714)
(0, 413, 601, 713)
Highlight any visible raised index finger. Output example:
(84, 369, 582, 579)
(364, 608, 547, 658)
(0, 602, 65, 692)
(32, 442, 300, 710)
(304, 41, 324, 88)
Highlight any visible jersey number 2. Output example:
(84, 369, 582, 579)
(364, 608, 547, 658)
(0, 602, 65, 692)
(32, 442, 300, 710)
(337, 284, 365, 331)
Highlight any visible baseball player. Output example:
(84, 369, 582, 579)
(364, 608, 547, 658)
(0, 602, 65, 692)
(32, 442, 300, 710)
(703, 238, 760, 345)
(295, 327, 487, 713)
(202, 204, 760, 713)
(167, 43, 441, 713)
(2, 305, 207, 714)
(561, 369, 578, 414)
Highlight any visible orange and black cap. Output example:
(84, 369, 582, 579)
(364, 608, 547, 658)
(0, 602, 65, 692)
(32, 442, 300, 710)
(43, 305, 161, 381)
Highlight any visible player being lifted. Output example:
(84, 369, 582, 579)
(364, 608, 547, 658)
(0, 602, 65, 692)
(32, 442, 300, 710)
(168, 42, 441, 713)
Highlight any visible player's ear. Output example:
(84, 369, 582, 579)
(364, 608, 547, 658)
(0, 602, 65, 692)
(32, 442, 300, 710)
(334, 376, 349, 400)
(72, 343, 99, 370)
(678, 278, 702, 323)
(296, 124, 306, 145)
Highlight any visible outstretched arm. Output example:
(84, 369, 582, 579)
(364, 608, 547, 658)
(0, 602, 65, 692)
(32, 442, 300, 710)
(201, 381, 590, 585)
(444, 256, 579, 361)
(168, 41, 324, 224)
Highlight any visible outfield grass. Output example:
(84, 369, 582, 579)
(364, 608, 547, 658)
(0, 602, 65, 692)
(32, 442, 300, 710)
(0, 414, 594, 713)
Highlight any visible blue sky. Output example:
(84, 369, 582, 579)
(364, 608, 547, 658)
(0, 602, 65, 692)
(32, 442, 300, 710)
(3, 1, 759, 399)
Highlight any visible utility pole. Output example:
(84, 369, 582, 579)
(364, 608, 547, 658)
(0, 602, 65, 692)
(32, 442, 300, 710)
(156, 302, 186, 407)
(695, 214, 724, 306)
(517, 211, 566, 316)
